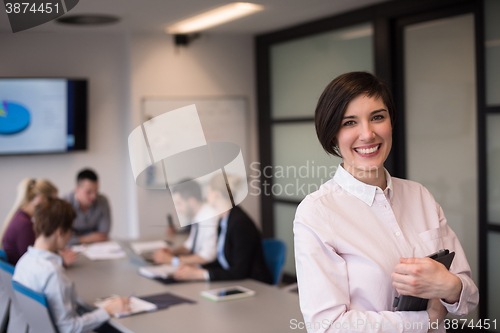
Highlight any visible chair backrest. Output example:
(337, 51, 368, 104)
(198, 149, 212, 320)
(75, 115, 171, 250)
(262, 239, 286, 285)
(11, 280, 59, 333)
(0, 252, 11, 333)
(0, 260, 29, 333)
(0, 249, 7, 262)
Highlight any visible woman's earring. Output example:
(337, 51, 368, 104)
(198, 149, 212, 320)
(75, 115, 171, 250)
(334, 146, 342, 158)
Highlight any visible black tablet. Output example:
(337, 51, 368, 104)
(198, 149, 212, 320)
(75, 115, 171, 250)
(393, 250, 455, 311)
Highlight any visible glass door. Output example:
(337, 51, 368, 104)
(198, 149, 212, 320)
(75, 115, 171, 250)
(269, 23, 373, 276)
(399, 11, 479, 321)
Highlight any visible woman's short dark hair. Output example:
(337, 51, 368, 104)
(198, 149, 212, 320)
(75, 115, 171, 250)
(315, 71, 396, 157)
(33, 198, 76, 238)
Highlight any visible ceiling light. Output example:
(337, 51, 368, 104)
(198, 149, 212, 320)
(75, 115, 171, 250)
(166, 2, 264, 34)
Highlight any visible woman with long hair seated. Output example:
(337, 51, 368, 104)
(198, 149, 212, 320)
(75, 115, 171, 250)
(1, 178, 77, 266)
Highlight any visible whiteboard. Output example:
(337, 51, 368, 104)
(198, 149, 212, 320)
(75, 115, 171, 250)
(141, 96, 249, 188)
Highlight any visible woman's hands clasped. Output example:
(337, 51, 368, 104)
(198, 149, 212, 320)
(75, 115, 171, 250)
(392, 257, 463, 331)
(391, 257, 462, 303)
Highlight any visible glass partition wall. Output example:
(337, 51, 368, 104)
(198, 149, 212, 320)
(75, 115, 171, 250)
(257, 0, 498, 322)
(485, 0, 500, 323)
(402, 13, 478, 321)
(269, 23, 373, 275)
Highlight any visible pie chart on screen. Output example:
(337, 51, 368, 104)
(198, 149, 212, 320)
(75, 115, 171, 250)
(0, 101, 31, 134)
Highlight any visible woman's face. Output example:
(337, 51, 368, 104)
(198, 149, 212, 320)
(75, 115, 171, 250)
(335, 94, 392, 177)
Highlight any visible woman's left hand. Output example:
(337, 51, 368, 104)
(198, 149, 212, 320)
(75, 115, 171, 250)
(391, 257, 462, 303)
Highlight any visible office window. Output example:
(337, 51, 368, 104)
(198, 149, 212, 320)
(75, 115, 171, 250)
(485, 0, 500, 322)
(269, 23, 373, 276)
(488, 232, 500, 322)
(487, 114, 500, 225)
(485, 0, 500, 106)
(272, 122, 339, 202)
(271, 24, 374, 119)
(404, 14, 478, 286)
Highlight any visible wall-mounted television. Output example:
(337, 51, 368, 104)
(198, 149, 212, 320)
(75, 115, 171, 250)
(0, 78, 87, 155)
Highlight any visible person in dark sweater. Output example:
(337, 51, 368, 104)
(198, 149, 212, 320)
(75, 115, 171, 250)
(1, 178, 58, 265)
(173, 174, 272, 284)
(1, 178, 77, 266)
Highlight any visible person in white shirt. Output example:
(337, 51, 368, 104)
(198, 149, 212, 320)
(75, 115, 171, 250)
(294, 72, 478, 333)
(153, 180, 218, 266)
(13, 198, 130, 333)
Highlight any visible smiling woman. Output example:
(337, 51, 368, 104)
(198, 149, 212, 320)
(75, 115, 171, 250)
(293, 72, 479, 333)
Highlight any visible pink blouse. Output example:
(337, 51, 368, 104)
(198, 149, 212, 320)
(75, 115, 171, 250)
(293, 165, 478, 333)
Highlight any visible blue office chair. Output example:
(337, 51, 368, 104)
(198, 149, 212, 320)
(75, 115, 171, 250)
(0, 249, 7, 262)
(262, 239, 286, 285)
(0, 250, 10, 333)
(0, 260, 29, 333)
(12, 280, 59, 333)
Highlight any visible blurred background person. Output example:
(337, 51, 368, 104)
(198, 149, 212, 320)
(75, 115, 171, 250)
(64, 168, 111, 245)
(174, 174, 272, 284)
(1, 178, 77, 266)
(13, 198, 129, 333)
(153, 180, 218, 266)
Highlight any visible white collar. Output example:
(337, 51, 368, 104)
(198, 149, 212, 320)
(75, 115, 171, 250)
(27, 246, 64, 266)
(333, 164, 393, 206)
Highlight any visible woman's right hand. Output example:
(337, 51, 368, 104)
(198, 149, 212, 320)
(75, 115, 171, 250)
(104, 297, 130, 316)
(426, 298, 447, 332)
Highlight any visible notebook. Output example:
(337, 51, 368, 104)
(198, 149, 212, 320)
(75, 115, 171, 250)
(95, 296, 157, 318)
(72, 241, 127, 261)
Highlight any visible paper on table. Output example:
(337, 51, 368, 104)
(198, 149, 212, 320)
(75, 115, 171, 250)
(78, 241, 126, 261)
(139, 264, 177, 279)
(95, 296, 157, 318)
(70, 245, 86, 253)
(130, 240, 168, 254)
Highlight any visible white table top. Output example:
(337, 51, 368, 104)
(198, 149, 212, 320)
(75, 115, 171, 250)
(66, 241, 306, 333)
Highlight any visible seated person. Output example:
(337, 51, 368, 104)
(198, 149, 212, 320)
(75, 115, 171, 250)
(153, 180, 218, 266)
(13, 198, 129, 333)
(64, 169, 111, 245)
(173, 175, 273, 284)
(1, 178, 76, 266)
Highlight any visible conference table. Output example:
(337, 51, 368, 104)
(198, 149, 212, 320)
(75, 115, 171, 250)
(66, 241, 306, 333)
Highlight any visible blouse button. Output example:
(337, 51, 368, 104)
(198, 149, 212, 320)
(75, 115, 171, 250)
(395, 232, 401, 237)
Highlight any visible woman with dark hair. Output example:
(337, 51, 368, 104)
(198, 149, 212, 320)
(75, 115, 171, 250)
(294, 72, 478, 332)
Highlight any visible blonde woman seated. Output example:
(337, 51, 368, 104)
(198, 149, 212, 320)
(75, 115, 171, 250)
(1, 178, 76, 266)
(13, 199, 130, 333)
(173, 175, 272, 284)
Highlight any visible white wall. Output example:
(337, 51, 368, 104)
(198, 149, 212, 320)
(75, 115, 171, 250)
(0, 31, 261, 240)
(0, 32, 133, 239)
(130, 33, 261, 238)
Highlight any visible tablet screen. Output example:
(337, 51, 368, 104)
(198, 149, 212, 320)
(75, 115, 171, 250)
(218, 289, 246, 297)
